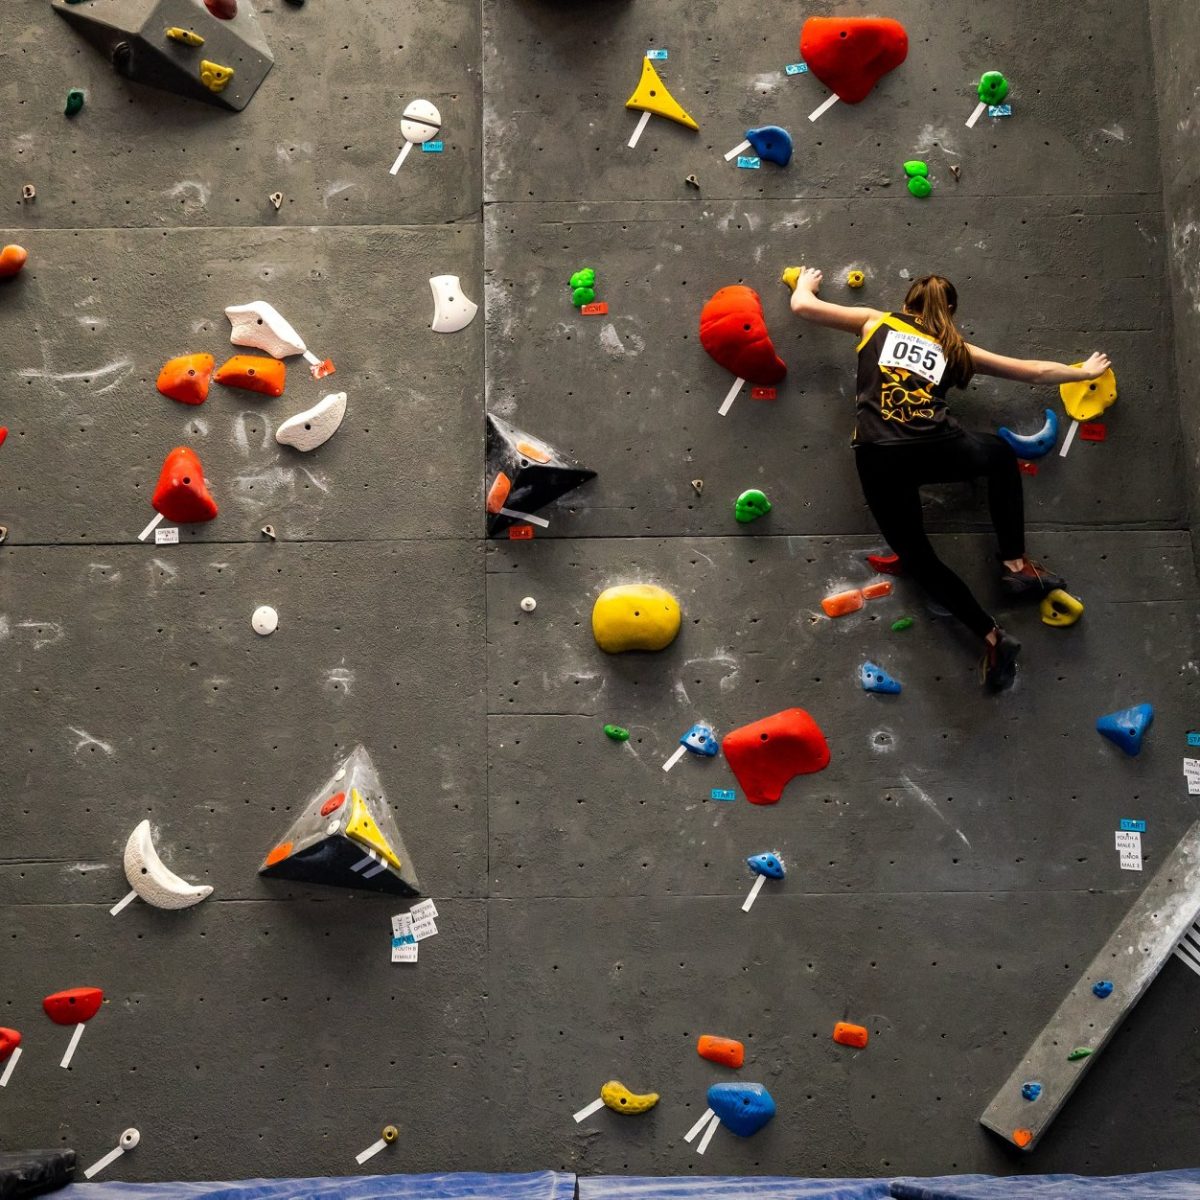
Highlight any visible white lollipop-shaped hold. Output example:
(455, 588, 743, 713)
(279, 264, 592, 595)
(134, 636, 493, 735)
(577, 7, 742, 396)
(391, 99, 442, 173)
(120, 1129, 141, 1150)
(252, 605, 279, 636)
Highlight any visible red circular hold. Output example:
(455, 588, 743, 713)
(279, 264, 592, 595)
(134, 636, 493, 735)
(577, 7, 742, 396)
(42, 987, 104, 1026)
(320, 791, 346, 816)
(204, 0, 238, 17)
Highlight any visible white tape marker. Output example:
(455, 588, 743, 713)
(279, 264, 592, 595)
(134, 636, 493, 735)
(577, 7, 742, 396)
(573, 1096, 606, 1123)
(696, 1112, 721, 1155)
(137, 512, 164, 542)
(110, 889, 138, 917)
(741, 873, 767, 913)
(684, 1107, 715, 1142)
(60, 1023, 86, 1069)
(0, 1046, 22, 1088)
(498, 507, 550, 528)
(356, 1138, 388, 1165)
(627, 110, 652, 149)
(1059, 419, 1079, 458)
(718, 376, 745, 416)
(389, 142, 414, 174)
(965, 101, 987, 129)
(724, 139, 751, 162)
(808, 93, 840, 122)
(662, 745, 687, 773)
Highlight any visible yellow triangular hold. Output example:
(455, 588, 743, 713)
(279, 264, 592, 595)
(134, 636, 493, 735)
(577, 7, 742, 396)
(625, 57, 699, 131)
(1060, 367, 1117, 422)
(344, 789, 403, 871)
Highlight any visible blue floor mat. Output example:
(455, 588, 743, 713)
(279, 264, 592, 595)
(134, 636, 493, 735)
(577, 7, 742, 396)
(580, 1176, 894, 1200)
(889, 1170, 1200, 1199)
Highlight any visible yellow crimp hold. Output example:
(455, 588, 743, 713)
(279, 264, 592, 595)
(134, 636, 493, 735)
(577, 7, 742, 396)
(780, 266, 801, 292)
(600, 1080, 660, 1115)
(166, 27, 205, 46)
(1040, 588, 1084, 628)
(625, 57, 698, 131)
(1060, 367, 1117, 422)
(847, 270, 866, 288)
(592, 584, 682, 653)
(344, 789, 403, 871)
(199, 60, 235, 94)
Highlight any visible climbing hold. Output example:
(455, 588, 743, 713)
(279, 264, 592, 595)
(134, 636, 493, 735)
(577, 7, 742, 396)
(0, 245, 28, 279)
(1012, 1129, 1033, 1149)
(152, 447, 218, 525)
(860, 661, 901, 694)
(269, 190, 283, 210)
(251, 605, 278, 636)
(847, 270, 865, 289)
(1096, 704, 1153, 756)
(123, 820, 213, 909)
(275, 392, 348, 453)
(699, 285, 787, 386)
(903, 160, 928, 177)
(569, 268, 596, 308)
(950, 163, 961, 181)
(833, 1022, 869, 1049)
(861, 581, 892, 600)
(600, 1081, 660, 1115)
(734, 489, 771, 523)
(1021, 1082, 1043, 1102)
(998, 408, 1058, 459)
(0, 1028, 20, 1062)
(706, 1082, 776, 1137)
(214, 355, 286, 397)
(978, 71, 1009, 105)
(485, 413, 596, 536)
(722, 708, 830, 805)
(685, 174, 700, 188)
(319, 793, 345, 817)
(166, 27, 205, 46)
(0, 526, 9, 545)
(604, 724, 630, 742)
(780, 266, 801, 292)
(199, 60, 235, 93)
(518, 597, 537, 614)
(625, 57, 698, 131)
(747, 851, 785, 879)
(697, 1035, 744, 1068)
(691, 479, 704, 494)
(1060, 368, 1117, 422)
(867, 552, 903, 575)
(1067, 1047, 1093, 1061)
(682, 724, 719, 757)
(43, 987, 103, 1025)
(21, 184, 35, 202)
(1040, 589, 1084, 628)
(822, 589, 864, 617)
(382, 1125, 399, 1144)
(745, 126, 792, 166)
(226, 301, 306, 359)
(204, 0, 237, 16)
(261, 524, 276, 539)
(1092, 980, 1114, 999)
(891, 616, 913, 632)
(907, 175, 932, 199)
(64, 88, 85, 117)
(156, 353, 215, 405)
(429, 275, 479, 333)
(592, 584, 681, 653)
(401, 98, 442, 144)
(799, 17, 909, 104)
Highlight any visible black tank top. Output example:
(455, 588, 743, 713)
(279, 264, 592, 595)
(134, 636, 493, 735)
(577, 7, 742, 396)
(853, 313, 961, 446)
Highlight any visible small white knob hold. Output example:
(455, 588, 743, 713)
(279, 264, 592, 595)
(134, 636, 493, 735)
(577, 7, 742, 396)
(520, 597, 537, 612)
(120, 1129, 140, 1150)
(252, 605, 279, 636)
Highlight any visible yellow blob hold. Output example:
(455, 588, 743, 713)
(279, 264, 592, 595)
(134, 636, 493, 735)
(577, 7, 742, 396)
(1040, 588, 1084, 628)
(592, 584, 682, 653)
(381, 1125, 399, 1144)
(166, 27, 205, 46)
(600, 1080, 660, 1115)
(344, 789, 403, 871)
(780, 266, 801, 292)
(199, 60, 235, 94)
(1060, 368, 1117, 422)
(625, 58, 698, 131)
(847, 270, 866, 289)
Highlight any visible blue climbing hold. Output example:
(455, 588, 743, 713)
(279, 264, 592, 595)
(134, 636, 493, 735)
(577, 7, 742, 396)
(860, 661, 902, 694)
(706, 1082, 777, 1137)
(1096, 703, 1154, 757)
(997, 407, 1058, 460)
(747, 851, 785, 879)
(681, 723, 720, 757)
(1021, 1082, 1043, 1102)
(745, 126, 793, 167)
(1092, 980, 1114, 999)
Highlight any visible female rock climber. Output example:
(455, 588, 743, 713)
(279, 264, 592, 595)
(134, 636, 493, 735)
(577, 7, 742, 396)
(787, 268, 1111, 691)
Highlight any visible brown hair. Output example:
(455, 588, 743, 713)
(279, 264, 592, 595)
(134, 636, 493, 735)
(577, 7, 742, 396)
(902, 275, 973, 388)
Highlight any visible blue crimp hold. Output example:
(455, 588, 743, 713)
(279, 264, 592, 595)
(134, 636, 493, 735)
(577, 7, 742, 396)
(707, 1082, 777, 1137)
(860, 661, 902, 694)
(736, 156, 761, 169)
(1093, 980, 1114, 999)
(1096, 703, 1154, 756)
(682, 723, 719, 757)
(1119, 819, 1146, 832)
(1021, 1082, 1043, 1102)
(747, 852, 785, 880)
(997, 407, 1058, 460)
(710, 788, 736, 801)
(746, 125, 793, 167)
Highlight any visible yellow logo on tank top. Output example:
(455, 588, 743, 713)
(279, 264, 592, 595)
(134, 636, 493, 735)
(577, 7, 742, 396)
(878, 365, 935, 423)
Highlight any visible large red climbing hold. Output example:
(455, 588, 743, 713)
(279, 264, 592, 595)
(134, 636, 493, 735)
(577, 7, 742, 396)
(722, 708, 830, 805)
(699, 286, 787, 386)
(42, 987, 104, 1026)
(0, 1028, 20, 1061)
(205, 0, 237, 17)
(157, 354, 215, 406)
(799, 17, 909, 105)
(152, 447, 219, 524)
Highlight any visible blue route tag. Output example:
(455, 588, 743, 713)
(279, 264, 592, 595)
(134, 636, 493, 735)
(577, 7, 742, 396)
(736, 156, 761, 169)
(1119, 819, 1147, 832)
(391, 934, 416, 947)
(646, 49, 668, 60)
(422, 141, 444, 152)
(710, 788, 736, 801)
(988, 104, 1012, 118)
(785, 62, 808, 75)
(1188, 731, 1200, 746)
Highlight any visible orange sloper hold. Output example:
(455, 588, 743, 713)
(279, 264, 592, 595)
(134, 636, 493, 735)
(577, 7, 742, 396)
(722, 708, 830, 806)
(0, 245, 28, 279)
(833, 1022, 868, 1048)
(157, 354, 215, 405)
(697, 1035, 745, 1068)
(486, 472, 512, 514)
(264, 841, 293, 868)
(214, 355, 286, 397)
(822, 589, 864, 617)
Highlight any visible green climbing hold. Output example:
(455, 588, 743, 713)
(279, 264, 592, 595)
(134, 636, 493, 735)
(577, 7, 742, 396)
(570, 268, 597, 308)
(604, 724, 630, 742)
(734, 489, 772, 524)
(1067, 1047, 1093, 1061)
(64, 89, 85, 118)
(902, 160, 929, 178)
(978, 71, 1009, 106)
(891, 616, 914, 631)
(907, 176, 932, 199)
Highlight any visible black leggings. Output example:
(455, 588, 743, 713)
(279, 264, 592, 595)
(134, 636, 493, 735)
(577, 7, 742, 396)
(854, 433, 1025, 640)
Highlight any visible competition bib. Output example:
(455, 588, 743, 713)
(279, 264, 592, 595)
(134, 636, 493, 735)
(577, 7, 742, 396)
(878, 328, 946, 385)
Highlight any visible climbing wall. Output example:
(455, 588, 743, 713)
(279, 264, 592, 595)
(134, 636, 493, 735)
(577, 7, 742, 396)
(3, 0, 1200, 1184)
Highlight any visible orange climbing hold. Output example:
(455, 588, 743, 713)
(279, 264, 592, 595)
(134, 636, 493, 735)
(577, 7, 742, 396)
(822, 589, 864, 617)
(833, 1022, 868, 1048)
(264, 841, 293, 868)
(861, 581, 893, 600)
(319, 792, 346, 817)
(152, 446, 218, 524)
(697, 1035, 745, 1068)
(214, 355, 286, 397)
(486, 472, 512, 514)
(0, 244, 28, 279)
(1012, 1129, 1033, 1149)
(157, 353, 215, 405)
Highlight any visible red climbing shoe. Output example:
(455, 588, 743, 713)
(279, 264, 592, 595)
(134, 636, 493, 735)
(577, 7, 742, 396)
(981, 629, 1021, 692)
(999, 559, 1065, 598)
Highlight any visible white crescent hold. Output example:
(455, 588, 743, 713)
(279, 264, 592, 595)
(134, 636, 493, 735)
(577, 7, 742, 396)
(225, 300, 308, 360)
(429, 275, 478, 334)
(123, 820, 213, 910)
(275, 391, 348, 452)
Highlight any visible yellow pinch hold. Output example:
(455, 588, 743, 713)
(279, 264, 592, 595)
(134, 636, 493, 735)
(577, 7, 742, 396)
(344, 789, 404, 872)
(1040, 588, 1084, 628)
(600, 1081, 660, 1115)
(166, 27, 205, 46)
(199, 59, 235, 94)
(592, 583, 682, 653)
(1060, 367, 1117, 422)
(625, 57, 698, 131)
(780, 266, 802, 292)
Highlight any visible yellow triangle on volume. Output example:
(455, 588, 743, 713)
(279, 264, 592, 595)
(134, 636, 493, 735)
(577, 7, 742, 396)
(344, 789, 403, 871)
(625, 57, 699, 131)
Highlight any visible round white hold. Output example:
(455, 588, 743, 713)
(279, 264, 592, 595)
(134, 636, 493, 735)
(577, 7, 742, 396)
(120, 1129, 141, 1150)
(326, 820, 340, 835)
(520, 597, 537, 612)
(252, 605, 279, 636)
(401, 98, 442, 144)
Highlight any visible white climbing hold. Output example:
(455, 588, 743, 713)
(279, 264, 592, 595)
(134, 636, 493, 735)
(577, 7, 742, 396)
(429, 275, 478, 333)
(520, 597, 537, 612)
(122, 821, 213, 910)
(401, 98, 441, 144)
(119, 1129, 141, 1150)
(252, 605, 278, 636)
(226, 300, 308, 359)
(275, 391, 348, 452)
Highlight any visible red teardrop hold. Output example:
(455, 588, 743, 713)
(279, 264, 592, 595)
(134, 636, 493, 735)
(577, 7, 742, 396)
(722, 708, 830, 805)
(799, 17, 909, 105)
(699, 285, 787, 386)
(0, 1027, 21, 1062)
(152, 447, 219, 524)
(42, 987, 104, 1026)
(0, 428, 8, 449)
